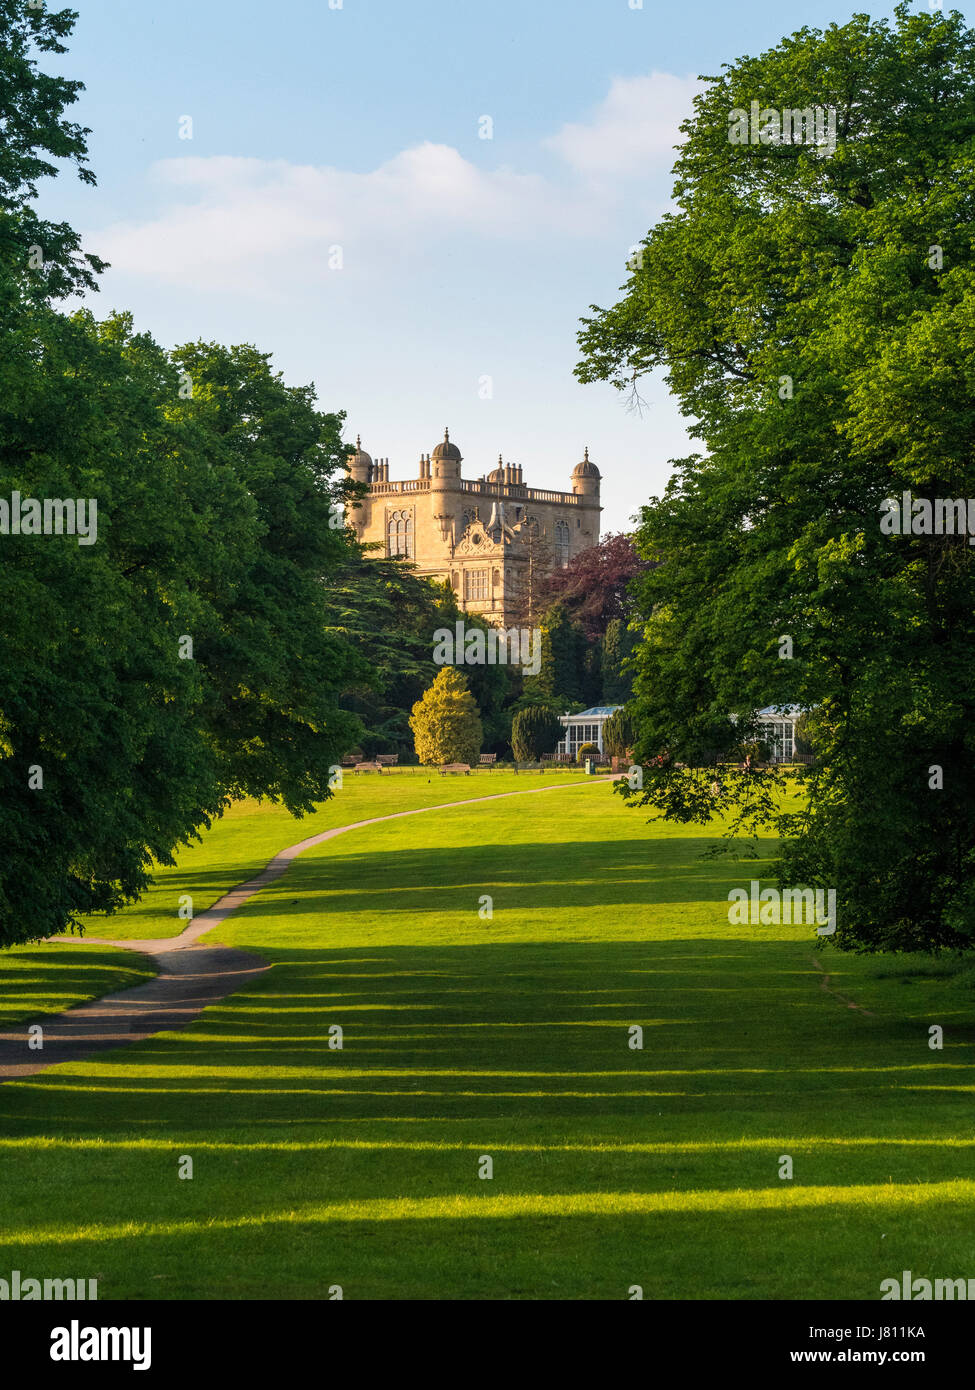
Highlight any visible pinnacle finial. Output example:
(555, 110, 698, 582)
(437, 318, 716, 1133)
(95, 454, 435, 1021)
(584, 445, 589, 461)
(444, 427, 450, 441)
(356, 434, 362, 449)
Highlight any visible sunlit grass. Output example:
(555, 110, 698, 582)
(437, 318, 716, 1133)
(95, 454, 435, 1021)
(74, 770, 592, 941)
(9, 1179, 975, 1248)
(1, 776, 974, 1299)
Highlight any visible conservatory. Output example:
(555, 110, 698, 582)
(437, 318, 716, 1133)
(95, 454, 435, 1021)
(556, 706, 623, 759)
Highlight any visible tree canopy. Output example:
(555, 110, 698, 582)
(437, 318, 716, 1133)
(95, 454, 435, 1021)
(511, 705, 563, 763)
(524, 601, 591, 707)
(0, 4, 365, 945)
(0, 310, 365, 945)
(602, 707, 636, 760)
(325, 557, 514, 757)
(0, 0, 105, 312)
(576, 3, 975, 952)
(540, 533, 648, 641)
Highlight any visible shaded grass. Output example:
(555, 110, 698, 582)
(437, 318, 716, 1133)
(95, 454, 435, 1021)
(0, 947, 155, 1029)
(1, 778, 974, 1299)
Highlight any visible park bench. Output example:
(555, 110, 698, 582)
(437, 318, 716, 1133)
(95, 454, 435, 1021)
(439, 762, 471, 776)
(353, 761, 383, 773)
(376, 753, 399, 766)
(478, 753, 497, 767)
(341, 755, 360, 767)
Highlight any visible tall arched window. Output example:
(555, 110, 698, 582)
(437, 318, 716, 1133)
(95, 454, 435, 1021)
(554, 520, 570, 568)
(387, 509, 413, 558)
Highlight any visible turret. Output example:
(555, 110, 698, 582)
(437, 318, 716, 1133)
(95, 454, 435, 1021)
(571, 446, 601, 500)
(430, 427, 462, 490)
(349, 435, 373, 485)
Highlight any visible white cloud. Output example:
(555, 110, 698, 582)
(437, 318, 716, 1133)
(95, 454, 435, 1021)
(88, 73, 698, 297)
(545, 72, 701, 179)
(92, 144, 590, 295)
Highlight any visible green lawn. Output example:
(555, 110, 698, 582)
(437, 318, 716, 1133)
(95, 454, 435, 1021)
(0, 948, 155, 1030)
(1, 774, 974, 1300)
(78, 768, 580, 941)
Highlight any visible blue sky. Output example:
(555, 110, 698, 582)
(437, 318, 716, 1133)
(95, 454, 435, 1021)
(40, 0, 941, 531)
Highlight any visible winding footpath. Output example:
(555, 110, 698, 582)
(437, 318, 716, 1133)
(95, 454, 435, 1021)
(0, 777, 615, 1082)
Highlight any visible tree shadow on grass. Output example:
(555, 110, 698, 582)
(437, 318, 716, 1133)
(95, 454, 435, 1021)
(2, 1185, 972, 1301)
(227, 835, 783, 918)
(0, 937, 972, 1143)
(1, 929, 973, 1298)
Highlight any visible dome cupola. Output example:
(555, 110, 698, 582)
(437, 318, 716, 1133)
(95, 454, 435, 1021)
(430, 427, 462, 483)
(571, 446, 601, 498)
(572, 446, 600, 479)
(349, 434, 373, 483)
(432, 427, 462, 462)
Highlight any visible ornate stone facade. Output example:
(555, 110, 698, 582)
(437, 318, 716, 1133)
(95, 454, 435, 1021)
(347, 429, 602, 626)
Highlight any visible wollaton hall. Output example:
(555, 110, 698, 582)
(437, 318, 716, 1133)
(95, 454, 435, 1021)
(347, 429, 602, 626)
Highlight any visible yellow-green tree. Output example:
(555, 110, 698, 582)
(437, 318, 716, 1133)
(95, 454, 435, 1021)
(410, 668, 483, 766)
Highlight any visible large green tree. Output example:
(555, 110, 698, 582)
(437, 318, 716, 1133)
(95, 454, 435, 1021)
(326, 556, 454, 756)
(0, 3, 366, 945)
(167, 338, 366, 806)
(576, 4, 975, 953)
(0, 312, 364, 945)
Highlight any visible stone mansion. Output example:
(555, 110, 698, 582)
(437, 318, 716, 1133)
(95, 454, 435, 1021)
(347, 428, 602, 626)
